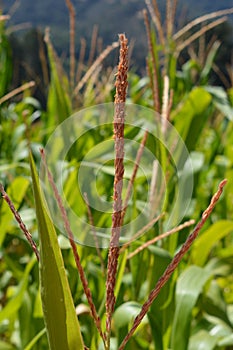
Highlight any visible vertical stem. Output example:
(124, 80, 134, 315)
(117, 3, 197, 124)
(84, 192, 106, 276)
(0, 184, 40, 261)
(120, 130, 148, 225)
(105, 34, 128, 349)
(65, 0, 76, 92)
(88, 24, 98, 67)
(146, 0, 165, 46)
(171, 0, 178, 36)
(76, 38, 86, 84)
(144, 9, 161, 113)
(166, 0, 172, 38)
(161, 75, 169, 132)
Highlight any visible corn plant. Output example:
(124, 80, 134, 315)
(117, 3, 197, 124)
(1, 1, 233, 350)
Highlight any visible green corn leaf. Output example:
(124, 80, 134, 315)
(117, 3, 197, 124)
(114, 301, 148, 329)
(200, 280, 231, 326)
(173, 87, 212, 152)
(205, 86, 233, 120)
(0, 176, 30, 247)
(188, 330, 218, 350)
(228, 87, 233, 106)
(30, 153, 84, 350)
(115, 249, 128, 299)
(200, 41, 221, 83)
(24, 328, 47, 350)
(0, 257, 36, 323)
(190, 220, 233, 266)
(171, 265, 213, 350)
(0, 20, 12, 98)
(114, 301, 148, 347)
(46, 39, 72, 127)
(148, 246, 173, 350)
(0, 341, 16, 350)
(218, 333, 233, 347)
(18, 291, 34, 348)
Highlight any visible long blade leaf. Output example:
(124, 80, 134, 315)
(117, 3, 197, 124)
(30, 153, 84, 350)
(171, 265, 213, 350)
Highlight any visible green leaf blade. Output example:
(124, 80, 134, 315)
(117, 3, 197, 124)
(30, 153, 84, 350)
(191, 220, 233, 266)
(171, 265, 213, 350)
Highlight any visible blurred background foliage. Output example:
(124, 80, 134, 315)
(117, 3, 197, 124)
(0, 0, 233, 349)
(0, 0, 233, 105)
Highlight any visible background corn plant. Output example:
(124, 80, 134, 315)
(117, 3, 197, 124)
(0, 1, 233, 349)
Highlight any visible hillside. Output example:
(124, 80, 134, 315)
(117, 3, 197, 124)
(1, 0, 233, 102)
(3, 0, 233, 48)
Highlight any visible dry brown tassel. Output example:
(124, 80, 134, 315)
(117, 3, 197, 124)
(0, 184, 40, 261)
(105, 33, 128, 349)
(118, 179, 227, 350)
